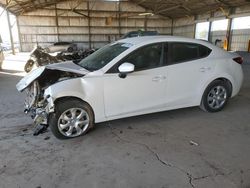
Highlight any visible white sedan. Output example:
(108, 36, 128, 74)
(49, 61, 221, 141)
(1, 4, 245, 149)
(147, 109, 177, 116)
(17, 36, 243, 139)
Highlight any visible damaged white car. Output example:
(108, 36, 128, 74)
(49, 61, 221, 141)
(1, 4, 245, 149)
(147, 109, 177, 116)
(16, 36, 243, 139)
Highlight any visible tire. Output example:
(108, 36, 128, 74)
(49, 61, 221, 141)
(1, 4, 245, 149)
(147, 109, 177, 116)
(200, 80, 231, 112)
(67, 47, 73, 52)
(49, 99, 94, 139)
(24, 59, 35, 73)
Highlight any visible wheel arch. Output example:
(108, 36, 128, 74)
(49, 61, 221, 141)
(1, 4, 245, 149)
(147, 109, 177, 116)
(212, 77, 232, 97)
(43, 77, 105, 123)
(199, 76, 234, 104)
(54, 96, 95, 122)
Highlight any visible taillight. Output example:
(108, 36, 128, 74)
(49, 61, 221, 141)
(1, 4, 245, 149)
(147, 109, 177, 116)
(233, 57, 243, 64)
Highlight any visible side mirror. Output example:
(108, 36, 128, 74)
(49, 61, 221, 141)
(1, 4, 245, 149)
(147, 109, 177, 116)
(118, 62, 135, 78)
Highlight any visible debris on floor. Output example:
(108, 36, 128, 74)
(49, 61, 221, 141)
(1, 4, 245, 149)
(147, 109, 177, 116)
(33, 124, 48, 136)
(44, 136, 50, 140)
(189, 140, 199, 146)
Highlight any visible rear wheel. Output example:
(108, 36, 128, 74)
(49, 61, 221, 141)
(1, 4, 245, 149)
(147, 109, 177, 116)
(200, 80, 231, 112)
(49, 99, 94, 139)
(24, 59, 35, 73)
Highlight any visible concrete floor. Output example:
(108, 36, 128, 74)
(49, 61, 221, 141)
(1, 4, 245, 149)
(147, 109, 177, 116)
(0, 54, 250, 188)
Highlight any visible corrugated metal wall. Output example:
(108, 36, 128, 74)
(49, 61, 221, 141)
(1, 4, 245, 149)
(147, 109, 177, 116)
(18, 0, 172, 52)
(210, 30, 227, 47)
(230, 9, 250, 51)
(17, 1, 250, 52)
(231, 29, 250, 51)
(172, 17, 195, 38)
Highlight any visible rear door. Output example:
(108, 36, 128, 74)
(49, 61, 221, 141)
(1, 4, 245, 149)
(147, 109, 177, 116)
(165, 42, 214, 106)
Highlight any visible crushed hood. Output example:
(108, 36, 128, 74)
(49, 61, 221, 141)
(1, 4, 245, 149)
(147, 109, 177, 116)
(16, 61, 89, 92)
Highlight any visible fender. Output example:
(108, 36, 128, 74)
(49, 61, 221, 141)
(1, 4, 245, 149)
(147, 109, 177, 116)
(44, 77, 106, 123)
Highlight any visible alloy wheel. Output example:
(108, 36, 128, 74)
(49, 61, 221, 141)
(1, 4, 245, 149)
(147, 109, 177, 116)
(207, 85, 227, 110)
(58, 108, 89, 137)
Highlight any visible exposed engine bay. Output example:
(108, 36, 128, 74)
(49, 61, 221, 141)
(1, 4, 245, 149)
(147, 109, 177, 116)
(24, 70, 82, 111)
(17, 62, 87, 135)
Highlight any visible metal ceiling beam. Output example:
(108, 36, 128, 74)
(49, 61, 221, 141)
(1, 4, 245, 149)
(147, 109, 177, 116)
(18, 0, 67, 15)
(181, 5, 191, 12)
(0, 0, 16, 15)
(155, 5, 181, 14)
(72, 9, 89, 18)
(216, 0, 231, 7)
(1, 0, 250, 18)
(134, 0, 148, 5)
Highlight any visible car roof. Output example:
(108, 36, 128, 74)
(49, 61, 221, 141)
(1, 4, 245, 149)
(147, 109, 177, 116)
(118, 35, 213, 48)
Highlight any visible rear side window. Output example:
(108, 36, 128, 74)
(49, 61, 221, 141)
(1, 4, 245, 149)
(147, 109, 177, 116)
(169, 42, 211, 64)
(199, 44, 212, 58)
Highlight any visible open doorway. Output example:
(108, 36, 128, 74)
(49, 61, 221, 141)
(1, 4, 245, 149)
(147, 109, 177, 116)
(0, 6, 20, 55)
(195, 22, 210, 41)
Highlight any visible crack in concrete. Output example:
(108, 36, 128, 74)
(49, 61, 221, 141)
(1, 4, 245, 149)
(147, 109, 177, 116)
(107, 124, 195, 188)
(193, 175, 209, 180)
(107, 124, 245, 187)
(107, 124, 248, 187)
(199, 157, 239, 186)
(192, 172, 229, 181)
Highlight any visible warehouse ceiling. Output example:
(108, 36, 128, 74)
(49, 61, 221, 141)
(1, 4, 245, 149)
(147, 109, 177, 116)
(131, 0, 250, 18)
(0, 0, 65, 15)
(0, 0, 250, 18)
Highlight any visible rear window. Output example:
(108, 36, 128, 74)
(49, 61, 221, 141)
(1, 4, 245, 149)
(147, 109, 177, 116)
(169, 42, 211, 64)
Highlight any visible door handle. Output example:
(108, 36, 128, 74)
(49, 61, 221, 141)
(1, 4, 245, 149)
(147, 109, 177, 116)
(200, 67, 211, 72)
(152, 75, 166, 82)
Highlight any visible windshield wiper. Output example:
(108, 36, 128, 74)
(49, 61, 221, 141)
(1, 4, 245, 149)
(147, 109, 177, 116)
(86, 67, 98, 71)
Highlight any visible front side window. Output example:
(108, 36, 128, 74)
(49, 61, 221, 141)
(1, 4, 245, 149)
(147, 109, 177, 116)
(169, 42, 211, 64)
(108, 43, 164, 73)
(78, 42, 131, 71)
(124, 43, 163, 71)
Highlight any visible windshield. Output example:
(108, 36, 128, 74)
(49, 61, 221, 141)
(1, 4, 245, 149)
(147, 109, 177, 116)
(78, 42, 131, 71)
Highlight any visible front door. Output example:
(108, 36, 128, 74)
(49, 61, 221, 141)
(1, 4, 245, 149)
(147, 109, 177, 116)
(103, 43, 168, 118)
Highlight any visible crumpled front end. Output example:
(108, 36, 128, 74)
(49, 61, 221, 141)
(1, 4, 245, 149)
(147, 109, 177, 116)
(16, 62, 88, 135)
(23, 80, 52, 135)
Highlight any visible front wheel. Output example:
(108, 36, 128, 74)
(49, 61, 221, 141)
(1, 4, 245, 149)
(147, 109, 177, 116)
(49, 99, 94, 139)
(200, 80, 231, 112)
(24, 59, 35, 73)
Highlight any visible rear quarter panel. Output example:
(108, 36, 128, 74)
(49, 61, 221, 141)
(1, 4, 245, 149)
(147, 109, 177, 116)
(198, 51, 243, 102)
